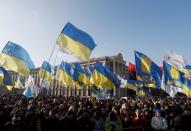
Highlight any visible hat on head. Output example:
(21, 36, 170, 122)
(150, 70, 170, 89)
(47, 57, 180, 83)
(155, 109, 161, 113)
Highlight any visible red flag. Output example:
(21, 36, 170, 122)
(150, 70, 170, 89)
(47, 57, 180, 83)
(128, 62, 136, 72)
(160, 66, 163, 71)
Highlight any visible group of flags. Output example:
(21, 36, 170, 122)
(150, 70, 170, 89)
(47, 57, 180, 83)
(119, 50, 191, 98)
(40, 60, 120, 89)
(0, 22, 120, 98)
(0, 22, 97, 97)
(0, 22, 191, 98)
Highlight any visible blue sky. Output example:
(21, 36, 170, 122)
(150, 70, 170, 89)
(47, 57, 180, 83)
(0, 0, 191, 67)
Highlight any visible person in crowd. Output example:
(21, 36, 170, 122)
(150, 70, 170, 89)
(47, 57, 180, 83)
(91, 111, 105, 131)
(105, 111, 123, 131)
(151, 109, 168, 131)
(0, 94, 191, 131)
(141, 110, 151, 130)
(77, 111, 94, 131)
(180, 106, 191, 131)
(4, 113, 27, 131)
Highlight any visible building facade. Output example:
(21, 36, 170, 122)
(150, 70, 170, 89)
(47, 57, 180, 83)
(9, 53, 129, 98)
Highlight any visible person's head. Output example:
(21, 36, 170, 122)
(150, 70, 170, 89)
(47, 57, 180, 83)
(101, 106, 107, 114)
(112, 107, 118, 114)
(135, 109, 140, 116)
(122, 109, 128, 114)
(155, 109, 161, 117)
(144, 110, 149, 116)
(169, 111, 174, 117)
(38, 101, 43, 107)
(49, 110, 55, 118)
(12, 114, 22, 125)
(184, 107, 191, 115)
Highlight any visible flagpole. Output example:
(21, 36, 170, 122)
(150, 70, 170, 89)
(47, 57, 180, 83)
(48, 46, 60, 96)
(40, 44, 57, 96)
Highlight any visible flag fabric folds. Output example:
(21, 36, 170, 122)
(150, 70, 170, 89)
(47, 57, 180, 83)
(181, 65, 191, 78)
(163, 61, 184, 87)
(127, 80, 151, 96)
(90, 62, 116, 89)
(0, 41, 35, 77)
(126, 80, 138, 94)
(185, 65, 191, 70)
(25, 75, 40, 97)
(39, 61, 55, 82)
(91, 86, 104, 98)
(56, 61, 74, 87)
(56, 23, 96, 61)
(23, 86, 33, 98)
(73, 63, 91, 86)
(164, 51, 187, 70)
(128, 62, 136, 72)
(161, 80, 178, 98)
(135, 51, 162, 88)
(0, 67, 12, 85)
(86, 65, 94, 76)
(164, 51, 191, 78)
(182, 78, 191, 97)
(104, 66, 121, 88)
(137, 86, 150, 97)
(128, 62, 136, 80)
(15, 76, 26, 89)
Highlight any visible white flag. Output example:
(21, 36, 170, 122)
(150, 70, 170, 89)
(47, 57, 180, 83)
(23, 86, 33, 98)
(164, 51, 187, 70)
(117, 76, 127, 88)
(25, 75, 40, 97)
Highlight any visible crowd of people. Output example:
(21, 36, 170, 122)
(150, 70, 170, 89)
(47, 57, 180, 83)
(0, 94, 191, 131)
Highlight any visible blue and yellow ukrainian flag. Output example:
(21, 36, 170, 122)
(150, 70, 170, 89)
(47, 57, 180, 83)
(137, 87, 150, 97)
(135, 51, 162, 88)
(23, 86, 33, 98)
(0, 67, 12, 86)
(182, 78, 191, 97)
(90, 62, 116, 89)
(163, 61, 184, 87)
(86, 65, 94, 76)
(185, 65, 191, 70)
(0, 67, 13, 91)
(56, 23, 96, 61)
(74, 81, 84, 89)
(126, 80, 138, 94)
(56, 61, 74, 87)
(126, 80, 151, 96)
(91, 86, 99, 97)
(181, 64, 191, 77)
(0, 41, 35, 77)
(39, 61, 55, 82)
(91, 86, 105, 98)
(73, 63, 91, 86)
(104, 66, 121, 88)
